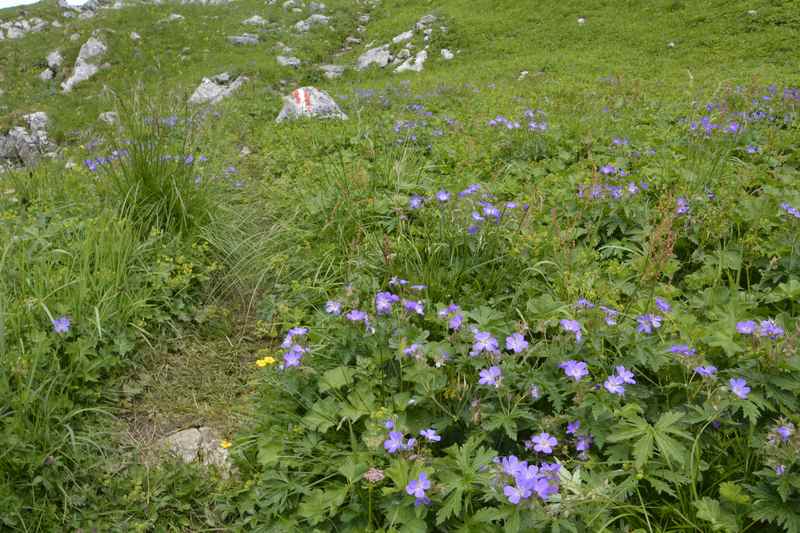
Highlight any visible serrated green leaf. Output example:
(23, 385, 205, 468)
(436, 487, 463, 525)
(633, 433, 654, 469)
(693, 497, 738, 532)
(319, 366, 356, 392)
(719, 482, 750, 505)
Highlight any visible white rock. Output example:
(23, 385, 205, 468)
(319, 64, 344, 79)
(747, 9, 757, 16)
(98, 111, 119, 125)
(667, 41, 675, 48)
(24, 112, 49, 132)
(441, 48, 454, 60)
(309, 1, 325, 12)
(188, 74, 248, 105)
(357, 14, 369, 24)
(47, 51, 63, 70)
(295, 14, 330, 32)
(228, 33, 259, 45)
(70, 33, 81, 42)
(394, 50, 427, 73)
(161, 427, 230, 471)
(39, 69, 54, 81)
(518, 70, 529, 80)
(276, 55, 301, 67)
(243, 15, 268, 25)
(415, 14, 436, 30)
(130, 31, 141, 40)
(6, 27, 24, 39)
(276, 86, 347, 122)
(392, 30, 413, 44)
(282, 0, 301, 8)
(345, 35, 361, 45)
(577, 17, 586, 25)
(356, 45, 391, 70)
(163, 13, 185, 22)
(61, 37, 107, 93)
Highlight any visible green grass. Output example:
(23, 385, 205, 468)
(2, 0, 800, 530)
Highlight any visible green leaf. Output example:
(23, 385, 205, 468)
(297, 484, 349, 525)
(471, 507, 507, 524)
(319, 366, 356, 392)
(719, 482, 750, 505)
(633, 433, 654, 469)
(436, 487, 463, 525)
(693, 497, 738, 532)
(338, 456, 368, 485)
(301, 397, 339, 433)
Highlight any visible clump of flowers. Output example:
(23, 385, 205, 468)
(496, 455, 560, 505)
(280, 327, 309, 368)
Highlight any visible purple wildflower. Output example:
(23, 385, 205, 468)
(576, 298, 595, 309)
(448, 314, 463, 331)
(478, 366, 502, 387)
(403, 343, 421, 357)
(694, 365, 717, 377)
(600, 306, 619, 325)
(52, 316, 71, 334)
(655, 297, 672, 313)
(669, 344, 696, 357)
(384, 431, 405, 453)
(736, 321, 757, 335)
(375, 292, 400, 315)
(636, 314, 662, 334)
(776, 424, 794, 443)
(84, 159, 98, 172)
(729, 378, 751, 400)
(746, 145, 759, 154)
(559, 319, 582, 342)
(758, 319, 784, 339)
(566, 420, 580, 435)
(604, 374, 626, 395)
(530, 432, 558, 454)
(560, 360, 589, 382)
(436, 190, 451, 202)
(504, 483, 532, 504)
(325, 300, 342, 315)
(420, 428, 441, 442)
(576, 434, 592, 452)
(409, 195, 424, 209)
(389, 277, 408, 287)
(600, 164, 616, 175)
(402, 300, 424, 316)
(406, 472, 431, 506)
(385, 419, 395, 430)
(781, 203, 800, 219)
(471, 330, 499, 356)
(616, 366, 636, 384)
(776, 465, 786, 476)
(505, 333, 529, 353)
(346, 309, 368, 322)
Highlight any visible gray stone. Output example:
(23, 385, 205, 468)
(61, 37, 107, 93)
(228, 33, 259, 45)
(309, 1, 325, 12)
(70, 33, 81, 42)
(295, 14, 329, 32)
(395, 50, 427, 73)
(242, 15, 268, 26)
(0, 126, 55, 168)
(98, 111, 119, 125)
(6, 27, 24, 39)
(319, 64, 345, 79)
(276, 86, 347, 122)
(441, 48, 454, 60)
(276, 55, 301, 67)
(415, 14, 436, 30)
(39, 69, 55, 81)
(392, 30, 413, 44)
(357, 14, 369, 23)
(163, 13, 185, 22)
(356, 45, 391, 70)
(189, 74, 248, 105)
(282, 0, 301, 9)
(47, 51, 63, 70)
(161, 427, 230, 471)
(130, 31, 141, 40)
(24, 112, 49, 132)
(345, 35, 361, 45)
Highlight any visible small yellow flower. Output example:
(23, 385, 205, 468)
(256, 356, 277, 368)
(220, 439, 232, 449)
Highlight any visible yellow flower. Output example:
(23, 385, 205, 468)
(220, 439, 232, 449)
(256, 356, 277, 368)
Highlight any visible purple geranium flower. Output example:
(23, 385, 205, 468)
(616, 366, 636, 384)
(566, 420, 580, 435)
(384, 431, 405, 453)
(478, 366, 502, 387)
(560, 319, 582, 342)
(655, 297, 672, 313)
(600, 306, 619, 325)
(435, 190, 450, 202)
(505, 333, 529, 353)
(375, 292, 400, 315)
(576, 435, 592, 452)
(729, 378, 751, 400)
(530, 432, 558, 454)
(694, 365, 717, 377)
(406, 472, 431, 506)
(676, 197, 690, 215)
(504, 483, 532, 505)
(403, 299, 424, 316)
(776, 424, 794, 443)
(346, 310, 368, 322)
(448, 314, 463, 331)
(385, 419, 395, 430)
(636, 314, 662, 334)
(758, 319, 784, 339)
(604, 374, 626, 395)
(736, 320, 757, 334)
(52, 316, 71, 334)
(420, 428, 441, 442)
(560, 360, 589, 382)
(471, 330, 499, 356)
(409, 195, 424, 209)
(669, 344, 696, 357)
(325, 300, 342, 315)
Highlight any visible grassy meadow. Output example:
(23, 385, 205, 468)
(1, 0, 800, 530)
